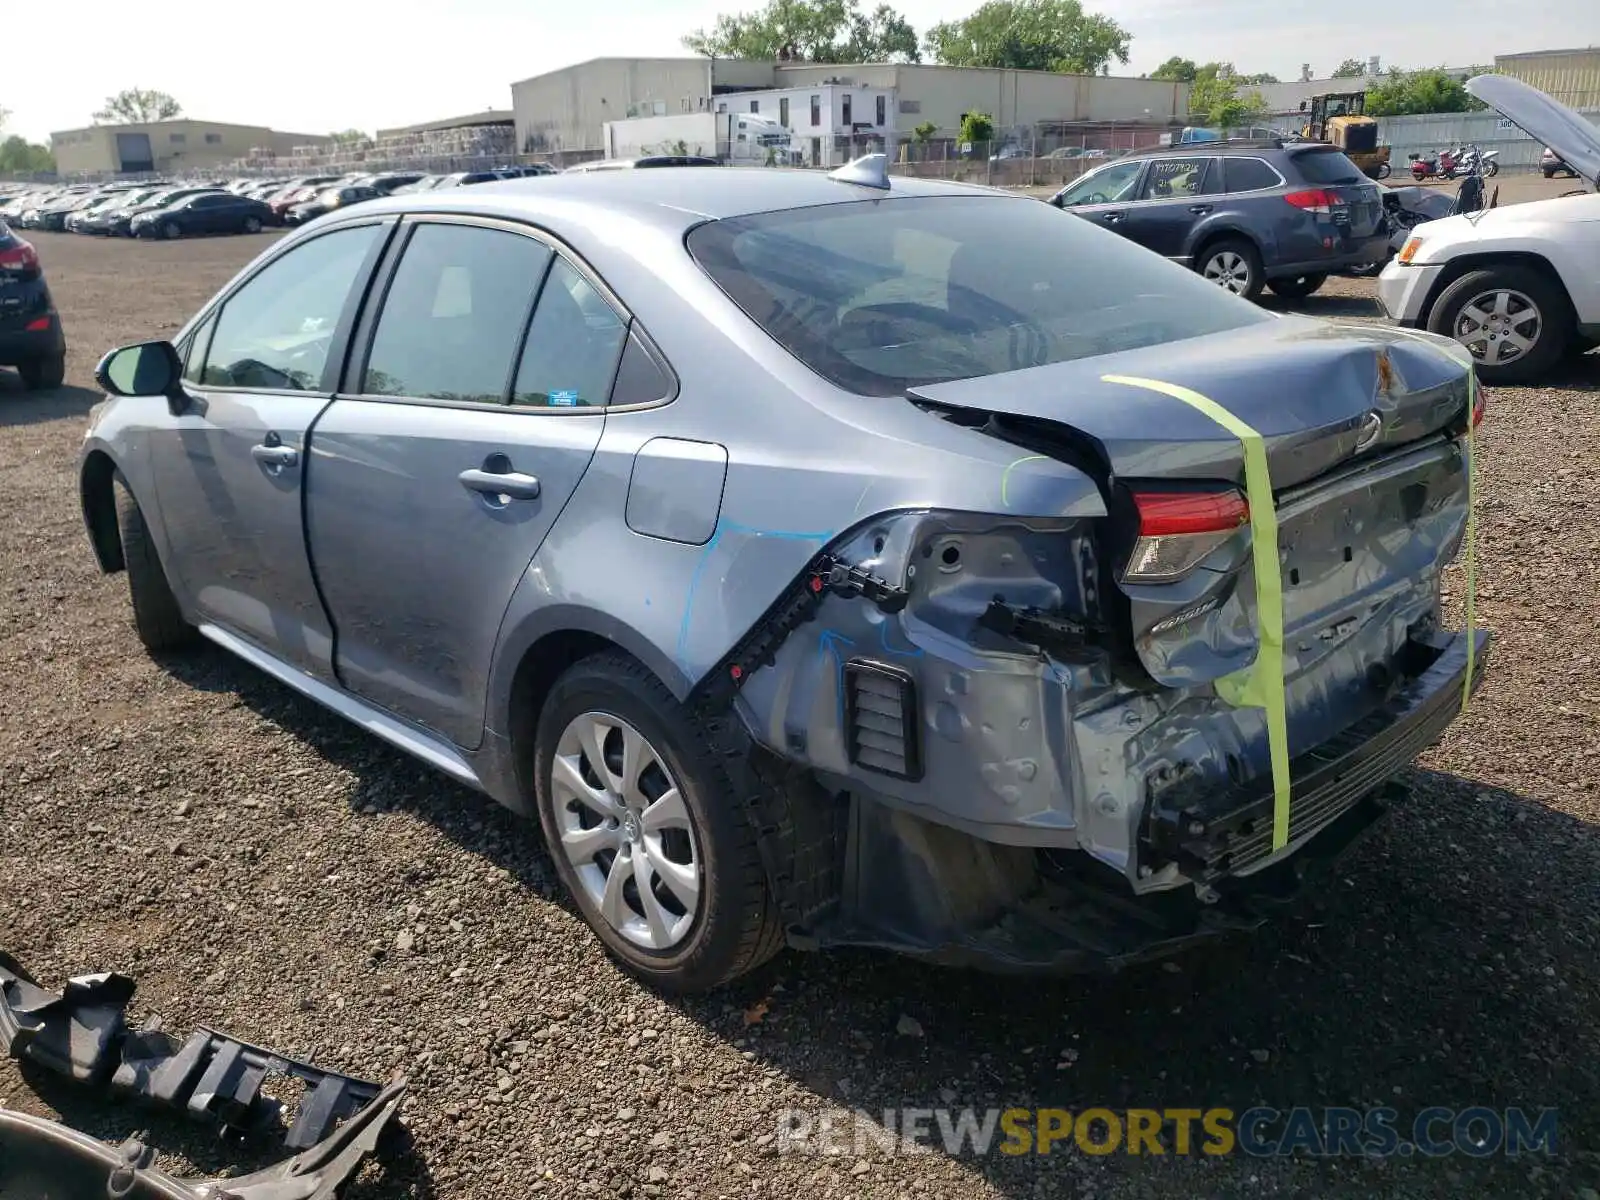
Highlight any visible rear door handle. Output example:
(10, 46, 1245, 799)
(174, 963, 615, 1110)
(459, 468, 541, 500)
(1189, 204, 1213, 214)
(251, 441, 298, 469)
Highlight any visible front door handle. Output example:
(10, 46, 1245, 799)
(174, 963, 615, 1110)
(459, 467, 541, 501)
(1189, 204, 1213, 214)
(251, 440, 298, 469)
(1100, 211, 1125, 223)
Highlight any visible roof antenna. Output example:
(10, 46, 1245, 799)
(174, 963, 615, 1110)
(828, 153, 890, 190)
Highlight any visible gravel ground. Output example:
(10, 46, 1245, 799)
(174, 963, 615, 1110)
(2, 231, 1599, 1200)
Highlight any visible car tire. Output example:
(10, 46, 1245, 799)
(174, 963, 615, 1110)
(18, 353, 65, 391)
(161, 221, 181, 240)
(1267, 273, 1327, 300)
(532, 651, 784, 994)
(1196, 238, 1264, 301)
(1427, 265, 1571, 384)
(243, 216, 262, 234)
(112, 472, 198, 654)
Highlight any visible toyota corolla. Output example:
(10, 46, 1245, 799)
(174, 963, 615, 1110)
(80, 160, 1487, 992)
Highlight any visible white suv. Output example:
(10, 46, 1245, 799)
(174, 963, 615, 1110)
(1377, 75, 1599, 383)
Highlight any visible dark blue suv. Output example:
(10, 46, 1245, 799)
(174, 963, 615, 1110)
(1047, 140, 1389, 301)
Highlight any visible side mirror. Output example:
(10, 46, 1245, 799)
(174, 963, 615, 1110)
(94, 340, 188, 414)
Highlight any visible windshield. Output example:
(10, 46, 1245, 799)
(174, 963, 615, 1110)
(1054, 159, 1143, 207)
(1292, 148, 1364, 184)
(687, 194, 1274, 397)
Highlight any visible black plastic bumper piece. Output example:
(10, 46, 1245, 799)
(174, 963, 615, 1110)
(1144, 628, 1490, 881)
(1, 950, 385, 1149)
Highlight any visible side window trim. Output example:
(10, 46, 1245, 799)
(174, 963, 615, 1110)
(180, 217, 398, 398)
(1224, 156, 1288, 195)
(341, 212, 678, 413)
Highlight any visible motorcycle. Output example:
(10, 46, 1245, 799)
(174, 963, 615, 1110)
(1455, 143, 1500, 177)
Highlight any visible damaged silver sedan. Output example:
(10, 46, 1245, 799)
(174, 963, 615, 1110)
(80, 159, 1487, 992)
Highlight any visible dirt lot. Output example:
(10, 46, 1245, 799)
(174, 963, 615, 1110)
(2, 229, 1599, 1200)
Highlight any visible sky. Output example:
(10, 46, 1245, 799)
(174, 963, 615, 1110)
(2, 0, 1591, 144)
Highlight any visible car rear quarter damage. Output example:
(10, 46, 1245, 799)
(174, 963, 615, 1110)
(688, 323, 1487, 969)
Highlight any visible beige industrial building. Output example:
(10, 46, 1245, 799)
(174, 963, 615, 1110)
(1493, 46, 1600, 108)
(512, 56, 1191, 155)
(50, 120, 329, 176)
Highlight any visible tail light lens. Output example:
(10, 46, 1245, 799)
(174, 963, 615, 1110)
(1471, 387, 1485, 429)
(0, 241, 40, 274)
(1122, 489, 1250, 584)
(1283, 188, 1342, 216)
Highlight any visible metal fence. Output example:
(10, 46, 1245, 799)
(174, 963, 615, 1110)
(1376, 106, 1600, 172)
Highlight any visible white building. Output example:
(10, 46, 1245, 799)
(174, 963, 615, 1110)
(715, 84, 896, 166)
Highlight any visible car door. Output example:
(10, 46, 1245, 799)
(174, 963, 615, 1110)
(182, 194, 222, 233)
(1115, 156, 1220, 260)
(304, 217, 626, 749)
(149, 219, 392, 680)
(1049, 158, 1147, 241)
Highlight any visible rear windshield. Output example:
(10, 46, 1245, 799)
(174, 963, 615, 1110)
(1292, 148, 1365, 184)
(686, 194, 1273, 396)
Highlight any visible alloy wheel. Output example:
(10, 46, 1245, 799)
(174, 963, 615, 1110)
(550, 712, 701, 951)
(1453, 288, 1541, 365)
(1203, 251, 1251, 295)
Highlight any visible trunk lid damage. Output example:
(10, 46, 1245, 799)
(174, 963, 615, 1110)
(908, 318, 1473, 692)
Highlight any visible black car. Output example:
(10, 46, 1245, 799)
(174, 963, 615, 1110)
(0, 223, 66, 390)
(1047, 139, 1389, 301)
(130, 193, 275, 239)
(286, 184, 381, 225)
(104, 188, 222, 237)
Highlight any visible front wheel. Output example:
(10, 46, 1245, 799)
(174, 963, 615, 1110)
(532, 652, 784, 993)
(1375, 161, 1392, 179)
(1427, 265, 1571, 384)
(1196, 239, 1264, 301)
(242, 215, 262, 234)
(161, 221, 181, 240)
(1267, 273, 1327, 300)
(1482, 160, 1499, 178)
(113, 472, 199, 653)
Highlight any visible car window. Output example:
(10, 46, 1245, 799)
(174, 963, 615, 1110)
(512, 258, 629, 408)
(363, 223, 552, 404)
(200, 224, 382, 392)
(607, 330, 674, 407)
(1223, 157, 1282, 192)
(1292, 149, 1364, 184)
(1138, 158, 1211, 200)
(688, 194, 1274, 398)
(1054, 159, 1142, 207)
(182, 314, 217, 385)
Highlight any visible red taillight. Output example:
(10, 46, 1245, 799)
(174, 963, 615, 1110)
(0, 242, 39, 273)
(1132, 490, 1250, 536)
(1123, 489, 1250, 585)
(24, 316, 50, 332)
(1471, 389, 1485, 429)
(1283, 188, 1341, 216)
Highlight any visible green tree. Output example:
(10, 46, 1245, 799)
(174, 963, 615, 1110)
(684, 0, 919, 62)
(93, 88, 182, 124)
(1189, 68, 1267, 126)
(925, 0, 1130, 75)
(0, 135, 54, 174)
(1148, 56, 1197, 81)
(912, 119, 938, 141)
(959, 111, 995, 145)
(1365, 68, 1482, 116)
(329, 129, 370, 143)
(1331, 58, 1368, 78)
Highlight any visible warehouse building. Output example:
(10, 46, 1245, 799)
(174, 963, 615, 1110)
(1493, 46, 1600, 108)
(50, 119, 328, 176)
(512, 56, 1190, 156)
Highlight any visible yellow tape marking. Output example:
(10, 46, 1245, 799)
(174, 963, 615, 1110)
(1101, 374, 1292, 851)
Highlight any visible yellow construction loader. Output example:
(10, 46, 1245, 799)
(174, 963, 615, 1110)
(1300, 92, 1393, 179)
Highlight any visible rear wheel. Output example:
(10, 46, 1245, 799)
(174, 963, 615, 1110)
(532, 652, 784, 993)
(18, 353, 65, 390)
(1375, 161, 1392, 179)
(1267, 273, 1327, 300)
(1196, 239, 1264, 301)
(1428, 265, 1571, 384)
(113, 472, 198, 653)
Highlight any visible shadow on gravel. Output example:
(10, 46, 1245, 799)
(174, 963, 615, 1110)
(1257, 291, 1383, 319)
(152, 646, 1600, 1197)
(9, 1062, 435, 1197)
(0, 381, 101, 427)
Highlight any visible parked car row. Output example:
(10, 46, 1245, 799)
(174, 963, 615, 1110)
(0, 164, 561, 242)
